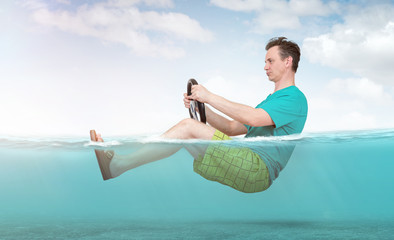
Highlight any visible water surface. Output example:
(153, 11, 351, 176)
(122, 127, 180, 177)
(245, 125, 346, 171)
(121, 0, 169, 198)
(1, 129, 393, 239)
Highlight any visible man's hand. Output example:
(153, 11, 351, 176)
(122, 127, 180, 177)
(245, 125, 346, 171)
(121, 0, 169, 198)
(183, 93, 191, 109)
(189, 84, 212, 103)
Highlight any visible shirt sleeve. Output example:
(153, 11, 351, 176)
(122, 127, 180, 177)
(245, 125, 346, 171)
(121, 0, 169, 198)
(260, 93, 306, 129)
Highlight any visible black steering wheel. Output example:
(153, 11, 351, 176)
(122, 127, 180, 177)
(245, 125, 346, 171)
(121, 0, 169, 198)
(187, 79, 206, 124)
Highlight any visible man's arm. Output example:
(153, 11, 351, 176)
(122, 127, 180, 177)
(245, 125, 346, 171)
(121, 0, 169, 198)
(189, 85, 275, 127)
(205, 106, 248, 136)
(184, 93, 247, 136)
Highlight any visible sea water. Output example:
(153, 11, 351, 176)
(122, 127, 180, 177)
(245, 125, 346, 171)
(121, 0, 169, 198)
(0, 129, 394, 239)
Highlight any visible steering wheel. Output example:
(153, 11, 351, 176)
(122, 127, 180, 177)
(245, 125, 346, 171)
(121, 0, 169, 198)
(187, 79, 206, 124)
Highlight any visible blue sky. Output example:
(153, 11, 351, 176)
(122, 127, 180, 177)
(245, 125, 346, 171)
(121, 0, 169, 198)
(1, 0, 394, 136)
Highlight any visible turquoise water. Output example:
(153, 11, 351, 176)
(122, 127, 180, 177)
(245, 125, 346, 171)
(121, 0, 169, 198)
(1, 129, 394, 239)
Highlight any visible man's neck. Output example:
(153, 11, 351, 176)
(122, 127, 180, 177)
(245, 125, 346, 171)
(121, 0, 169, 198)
(273, 73, 295, 92)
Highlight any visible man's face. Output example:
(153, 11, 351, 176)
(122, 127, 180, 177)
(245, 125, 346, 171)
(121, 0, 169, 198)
(264, 46, 287, 82)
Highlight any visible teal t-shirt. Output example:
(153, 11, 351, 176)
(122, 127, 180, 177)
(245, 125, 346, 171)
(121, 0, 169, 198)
(244, 86, 308, 183)
(244, 86, 308, 137)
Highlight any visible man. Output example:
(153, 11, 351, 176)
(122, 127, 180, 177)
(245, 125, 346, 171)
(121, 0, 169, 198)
(92, 37, 307, 193)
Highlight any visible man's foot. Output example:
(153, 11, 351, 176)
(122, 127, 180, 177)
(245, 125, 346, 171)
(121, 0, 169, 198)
(90, 129, 104, 142)
(90, 130, 114, 181)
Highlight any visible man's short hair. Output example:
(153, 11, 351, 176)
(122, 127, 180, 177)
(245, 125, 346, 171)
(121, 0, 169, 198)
(265, 37, 301, 73)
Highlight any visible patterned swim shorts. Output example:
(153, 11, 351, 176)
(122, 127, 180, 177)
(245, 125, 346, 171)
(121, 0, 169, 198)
(193, 130, 270, 193)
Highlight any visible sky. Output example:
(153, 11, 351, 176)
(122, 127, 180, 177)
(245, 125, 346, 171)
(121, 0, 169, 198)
(1, 0, 394, 137)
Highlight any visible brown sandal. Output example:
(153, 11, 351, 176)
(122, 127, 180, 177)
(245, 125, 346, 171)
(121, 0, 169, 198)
(90, 129, 113, 181)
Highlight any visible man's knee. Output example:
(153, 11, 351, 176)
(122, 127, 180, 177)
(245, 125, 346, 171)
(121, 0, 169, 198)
(176, 118, 209, 138)
(178, 118, 199, 129)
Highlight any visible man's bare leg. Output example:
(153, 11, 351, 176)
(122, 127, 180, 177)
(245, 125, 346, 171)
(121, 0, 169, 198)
(98, 119, 216, 179)
(161, 118, 216, 140)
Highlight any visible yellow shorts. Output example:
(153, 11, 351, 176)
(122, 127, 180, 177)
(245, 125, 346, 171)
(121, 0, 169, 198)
(193, 130, 270, 193)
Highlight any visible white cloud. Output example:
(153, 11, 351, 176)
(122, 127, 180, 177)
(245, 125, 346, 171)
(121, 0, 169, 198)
(253, 7, 301, 33)
(56, 0, 71, 5)
(210, 0, 337, 34)
(109, 0, 174, 8)
(204, 74, 272, 111)
(327, 78, 392, 104)
(303, 4, 394, 85)
(308, 109, 379, 132)
(338, 111, 377, 130)
(27, 0, 213, 59)
(306, 96, 381, 132)
(305, 77, 394, 132)
(289, 0, 338, 16)
(22, 0, 47, 10)
(210, 0, 264, 12)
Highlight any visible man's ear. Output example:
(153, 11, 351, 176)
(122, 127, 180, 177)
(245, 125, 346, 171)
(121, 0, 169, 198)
(286, 56, 293, 68)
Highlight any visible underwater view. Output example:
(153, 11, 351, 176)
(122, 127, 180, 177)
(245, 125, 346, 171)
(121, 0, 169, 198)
(1, 129, 394, 239)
